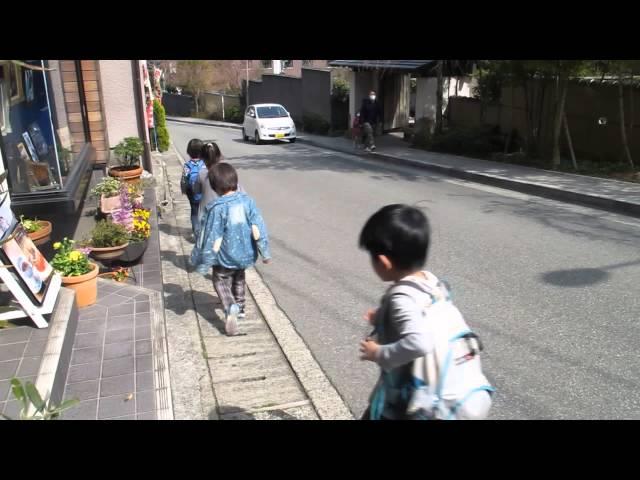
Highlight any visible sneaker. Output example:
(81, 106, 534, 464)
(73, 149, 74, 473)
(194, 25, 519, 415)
(225, 304, 240, 336)
(364, 147, 371, 152)
(238, 308, 246, 320)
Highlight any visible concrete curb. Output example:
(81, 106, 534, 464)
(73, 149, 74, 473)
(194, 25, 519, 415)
(167, 117, 242, 131)
(245, 268, 354, 420)
(296, 137, 640, 219)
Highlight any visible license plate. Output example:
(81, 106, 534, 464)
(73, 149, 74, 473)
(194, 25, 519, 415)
(275, 133, 285, 139)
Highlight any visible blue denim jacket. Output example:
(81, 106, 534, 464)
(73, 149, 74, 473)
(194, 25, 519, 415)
(190, 191, 271, 273)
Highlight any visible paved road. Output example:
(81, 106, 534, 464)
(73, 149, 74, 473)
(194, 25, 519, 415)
(168, 120, 640, 419)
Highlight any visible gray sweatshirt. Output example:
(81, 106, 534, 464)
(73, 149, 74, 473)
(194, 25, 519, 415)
(195, 167, 219, 222)
(370, 272, 441, 418)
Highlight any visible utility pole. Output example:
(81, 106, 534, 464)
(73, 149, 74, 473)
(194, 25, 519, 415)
(246, 60, 250, 106)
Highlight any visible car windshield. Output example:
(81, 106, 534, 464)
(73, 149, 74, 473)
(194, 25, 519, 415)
(256, 106, 288, 118)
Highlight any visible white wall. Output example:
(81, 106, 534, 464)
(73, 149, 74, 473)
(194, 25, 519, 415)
(99, 60, 139, 148)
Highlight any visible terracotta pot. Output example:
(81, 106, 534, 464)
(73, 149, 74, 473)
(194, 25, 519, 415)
(121, 239, 148, 263)
(100, 194, 122, 214)
(27, 221, 52, 246)
(108, 165, 143, 184)
(89, 242, 129, 260)
(61, 263, 99, 308)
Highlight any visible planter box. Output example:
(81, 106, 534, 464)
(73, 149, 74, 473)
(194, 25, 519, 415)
(120, 239, 148, 263)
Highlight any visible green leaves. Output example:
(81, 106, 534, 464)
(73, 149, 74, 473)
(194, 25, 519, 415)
(113, 137, 144, 167)
(2, 378, 79, 420)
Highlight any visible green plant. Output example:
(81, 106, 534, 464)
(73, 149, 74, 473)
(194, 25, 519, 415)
(113, 137, 144, 167)
(302, 112, 330, 135)
(331, 77, 350, 103)
(226, 105, 243, 124)
(51, 238, 92, 277)
(87, 221, 129, 248)
(1, 378, 79, 420)
(19, 215, 42, 234)
(90, 177, 123, 198)
(428, 126, 504, 158)
(153, 100, 170, 152)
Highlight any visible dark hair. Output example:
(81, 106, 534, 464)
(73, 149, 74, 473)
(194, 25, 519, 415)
(187, 138, 203, 159)
(359, 204, 430, 271)
(201, 141, 223, 169)
(209, 162, 238, 195)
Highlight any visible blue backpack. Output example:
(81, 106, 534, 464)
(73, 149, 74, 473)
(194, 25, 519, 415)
(181, 160, 203, 200)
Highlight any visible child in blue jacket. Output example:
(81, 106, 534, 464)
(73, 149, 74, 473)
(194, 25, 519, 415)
(191, 163, 272, 336)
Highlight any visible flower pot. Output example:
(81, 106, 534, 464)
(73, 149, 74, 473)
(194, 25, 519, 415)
(108, 165, 143, 184)
(121, 239, 148, 263)
(100, 194, 122, 214)
(61, 262, 99, 308)
(89, 242, 129, 261)
(27, 221, 52, 246)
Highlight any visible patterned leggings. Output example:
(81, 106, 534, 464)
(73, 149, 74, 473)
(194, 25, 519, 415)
(212, 266, 246, 313)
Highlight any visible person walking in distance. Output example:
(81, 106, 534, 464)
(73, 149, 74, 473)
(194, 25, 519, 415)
(359, 90, 382, 152)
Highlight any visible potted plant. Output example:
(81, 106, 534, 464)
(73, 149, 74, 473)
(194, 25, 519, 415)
(108, 137, 144, 183)
(122, 207, 151, 262)
(112, 183, 149, 263)
(85, 220, 129, 261)
(91, 177, 123, 214)
(50, 238, 99, 308)
(19, 215, 52, 246)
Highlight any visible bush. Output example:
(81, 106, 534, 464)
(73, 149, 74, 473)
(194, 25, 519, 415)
(225, 105, 243, 124)
(429, 125, 504, 158)
(153, 100, 170, 152)
(302, 112, 330, 135)
(331, 77, 350, 103)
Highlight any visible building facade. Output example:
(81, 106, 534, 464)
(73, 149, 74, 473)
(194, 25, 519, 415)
(0, 60, 150, 235)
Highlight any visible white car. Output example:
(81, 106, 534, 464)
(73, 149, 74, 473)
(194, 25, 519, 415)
(242, 103, 297, 144)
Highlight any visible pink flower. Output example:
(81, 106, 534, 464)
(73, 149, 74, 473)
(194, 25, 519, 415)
(78, 247, 92, 256)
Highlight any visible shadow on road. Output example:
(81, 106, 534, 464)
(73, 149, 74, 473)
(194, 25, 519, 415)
(541, 259, 640, 288)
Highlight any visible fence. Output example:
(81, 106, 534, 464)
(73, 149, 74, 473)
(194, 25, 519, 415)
(162, 92, 242, 122)
(447, 78, 640, 162)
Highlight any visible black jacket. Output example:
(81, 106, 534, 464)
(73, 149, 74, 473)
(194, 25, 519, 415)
(360, 98, 381, 125)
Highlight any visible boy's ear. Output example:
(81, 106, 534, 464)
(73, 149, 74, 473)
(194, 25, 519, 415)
(377, 254, 393, 271)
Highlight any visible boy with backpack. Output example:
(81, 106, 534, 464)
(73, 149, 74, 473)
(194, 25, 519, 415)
(358, 204, 494, 420)
(181, 138, 206, 236)
(190, 163, 271, 336)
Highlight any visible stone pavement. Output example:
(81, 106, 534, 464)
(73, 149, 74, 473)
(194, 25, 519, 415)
(154, 145, 352, 420)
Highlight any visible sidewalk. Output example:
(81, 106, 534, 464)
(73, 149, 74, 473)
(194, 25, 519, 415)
(154, 145, 353, 420)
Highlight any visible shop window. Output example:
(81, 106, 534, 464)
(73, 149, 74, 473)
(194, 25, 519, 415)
(0, 60, 87, 194)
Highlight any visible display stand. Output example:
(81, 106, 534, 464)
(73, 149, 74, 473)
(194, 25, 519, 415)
(0, 184, 61, 329)
(0, 235, 61, 329)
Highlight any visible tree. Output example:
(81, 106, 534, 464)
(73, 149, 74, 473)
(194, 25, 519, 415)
(174, 60, 217, 113)
(594, 60, 639, 169)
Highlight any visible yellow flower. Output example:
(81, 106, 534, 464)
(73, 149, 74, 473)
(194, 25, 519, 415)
(69, 251, 83, 261)
(53, 242, 62, 250)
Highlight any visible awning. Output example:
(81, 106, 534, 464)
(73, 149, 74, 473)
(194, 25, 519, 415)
(328, 60, 435, 71)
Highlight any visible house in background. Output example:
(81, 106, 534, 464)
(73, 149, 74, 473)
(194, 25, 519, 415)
(329, 60, 476, 131)
(250, 60, 329, 78)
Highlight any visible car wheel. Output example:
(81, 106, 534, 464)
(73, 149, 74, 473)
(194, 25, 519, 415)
(254, 131, 261, 145)
(289, 138, 296, 144)
(242, 129, 248, 141)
